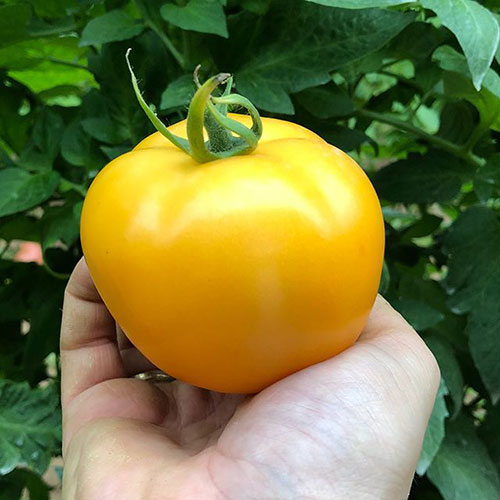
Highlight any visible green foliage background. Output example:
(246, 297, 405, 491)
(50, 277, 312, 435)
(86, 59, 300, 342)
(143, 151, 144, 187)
(1, 0, 500, 498)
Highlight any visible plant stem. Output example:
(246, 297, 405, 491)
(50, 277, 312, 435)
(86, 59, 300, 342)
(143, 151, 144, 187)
(43, 57, 89, 71)
(145, 20, 185, 69)
(28, 23, 78, 38)
(357, 108, 485, 168)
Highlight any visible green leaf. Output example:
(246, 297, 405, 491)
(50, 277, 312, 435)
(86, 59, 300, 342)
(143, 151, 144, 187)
(475, 154, 500, 202)
(437, 101, 478, 146)
(81, 116, 129, 144)
(306, 0, 409, 7)
(160, 74, 195, 111)
(240, 0, 271, 14)
(478, 406, 500, 471)
(389, 21, 449, 61)
(23, 273, 66, 381)
(372, 150, 471, 203)
(161, 0, 228, 38)
(421, 0, 500, 90)
(433, 46, 500, 132)
(234, 1, 415, 113)
(0, 83, 32, 154)
(0, 169, 60, 218)
(433, 46, 500, 99)
(393, 298, 445, 331)
(0, 468, 50, 500)
(0, 380, 61, 475)
(417, 379, 449, 475)
(0, 215, 40, 242)
(18, 109, 65, 171)
(61, 120, 105, 170)
(427, 414, 500, 500)
(0, 4, 31, 47)
(305, 121, 373, 151)
(41, 201, 83, 252)
(426, 336, 463, 417)
(295, 82, 354, 118)
(86, 37, 160, 146)
(29, 0, 77, 19)
(443, 207, 500, 404)
(3, 38, 94, 94)
(80, 10, 145, 46)
(0, 262, 32, 325)
(400, 214, 442, 243)
(100, 144, 130, 160)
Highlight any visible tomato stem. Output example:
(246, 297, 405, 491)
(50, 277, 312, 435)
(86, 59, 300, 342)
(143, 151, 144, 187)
(126, 49, 263, 163)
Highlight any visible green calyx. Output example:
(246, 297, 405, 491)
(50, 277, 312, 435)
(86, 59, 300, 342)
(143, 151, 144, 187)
(125, 49, 263, 163)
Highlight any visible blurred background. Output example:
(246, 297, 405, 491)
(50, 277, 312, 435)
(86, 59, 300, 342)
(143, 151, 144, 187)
(1, 0, 500, 498)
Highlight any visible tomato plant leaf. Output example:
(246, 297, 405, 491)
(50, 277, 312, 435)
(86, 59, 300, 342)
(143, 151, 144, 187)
(23, 273, 66, 383)
(295, 83, 354, 119)
(444, 207, 500, 404)
(0, 85, 32, 154)
(437, 101, 478, 146)
(18, 109, 65, 171)
(2, 37, 94, 95)
(417, 379, 449, 476)
(30, 0, 77, 19)
(240, 0, 271, 14)
(373, 151, 471, 203)
(306, 0, 409, 7)
(421, 0, 500, 90)
(427, 414, 500, 500)
(434, 46, 500, 100)
(0, 380, 61, 476)
(0, 215, 40, 243)
(80, 10, 145, 46)
(393, 298, 445, 331)
(0, 468, 50, 500)
(61, 120, 105, 170)
(41, 201, 83, 253)
(160, 0, 228, 38)
(0, 4, 31, 47)
(307, 122, 373, 151)
(426, 336, 463, 417)
(160, 74, 195, 111)
(478, 406, 500, 471)
(475, 154, 500, 202)
(0, 169, 60, 218)
(234, 1, 415, 113)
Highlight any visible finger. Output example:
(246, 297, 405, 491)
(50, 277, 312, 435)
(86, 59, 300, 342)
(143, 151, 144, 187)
(62, 377, 170, 455)
(60, 258, 126, 409)
(356, 295, 440, 388)
(358, 294, 412, 341)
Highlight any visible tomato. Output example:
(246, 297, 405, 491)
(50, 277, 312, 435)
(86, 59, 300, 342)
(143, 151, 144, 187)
(81, 112, 384, 393)
(81, 64, 384, 393)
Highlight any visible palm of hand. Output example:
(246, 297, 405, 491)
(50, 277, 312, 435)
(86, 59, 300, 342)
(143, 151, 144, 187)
(61, 261, 439, 500)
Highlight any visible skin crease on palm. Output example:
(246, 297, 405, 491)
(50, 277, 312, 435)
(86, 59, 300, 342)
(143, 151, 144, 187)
(61, 259, 440, 500)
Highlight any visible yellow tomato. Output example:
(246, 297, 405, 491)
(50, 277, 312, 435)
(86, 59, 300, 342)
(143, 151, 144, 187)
(80, 114, 384, 393)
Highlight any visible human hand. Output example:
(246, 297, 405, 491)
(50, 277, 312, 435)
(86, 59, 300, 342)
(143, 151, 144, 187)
(61, 258, 440, 499)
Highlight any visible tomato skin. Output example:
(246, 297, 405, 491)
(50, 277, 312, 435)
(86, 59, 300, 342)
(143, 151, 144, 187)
(80, 114, 385, 393)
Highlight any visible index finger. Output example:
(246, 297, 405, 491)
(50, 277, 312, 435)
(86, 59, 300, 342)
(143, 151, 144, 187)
(60, 258, 126, 409)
